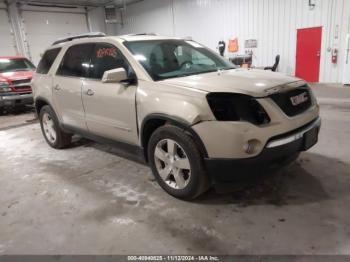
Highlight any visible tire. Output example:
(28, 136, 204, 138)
(39, 105, 71, 149)
(148, 125, 210, 200)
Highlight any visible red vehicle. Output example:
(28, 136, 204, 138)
(0, 56, 36, 111)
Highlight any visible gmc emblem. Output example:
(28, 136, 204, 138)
(290, 92, 309, 106)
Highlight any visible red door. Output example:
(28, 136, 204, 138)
(295, 27, 322, 82)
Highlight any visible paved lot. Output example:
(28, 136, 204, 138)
(0, 107, 37, 131)
(0, 84, 350, 255)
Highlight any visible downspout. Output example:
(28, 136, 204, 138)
(3, 1, 19, 55)
(171, 0, 175, 36)
(16, 2, 32, 60)
(85, 6, 92, 32)
(121, 0, 126, 27)
(6, 1, 30, 58)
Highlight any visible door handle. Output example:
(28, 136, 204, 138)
(86, 89, 95, 96)
(53, 84, 61, 91)
(316, 51, 320, 57)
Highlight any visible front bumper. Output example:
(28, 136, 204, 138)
(0, 93, 33, 107)
(192, 97, 320, 159)
(204, 117, 321, 183)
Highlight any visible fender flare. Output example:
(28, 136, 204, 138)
(140, 113, 208, 160)
(34, 96, 55, 115)
(34, 96, 52, 109)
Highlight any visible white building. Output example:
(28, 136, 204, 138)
(113, 0, 350, 84)
(1, 0, 349, 84)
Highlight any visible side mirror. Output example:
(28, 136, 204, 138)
(102, 68, 128, 83)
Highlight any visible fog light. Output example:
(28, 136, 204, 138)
(243, 139, 261, 154)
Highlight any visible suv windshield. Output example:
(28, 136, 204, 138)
(124, 40, 235, 81)
(0, 58, 35, 73)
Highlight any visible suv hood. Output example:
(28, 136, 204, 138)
(0, 70, 33, 82)
(161, 69, 304, 97)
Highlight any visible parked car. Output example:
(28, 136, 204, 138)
(0, 56, 36, 112)
(32, 33, 321, 199)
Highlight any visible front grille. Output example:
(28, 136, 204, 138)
(10, 79, 32, 92)
(11, 79, 31, 85)
(13, 85, 31, 90)
(270, 86, 312, 117)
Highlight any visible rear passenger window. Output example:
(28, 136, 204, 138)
(36, 48, 61, 74)
(57, 44, 94, 77)
(89, 43, 134, 80)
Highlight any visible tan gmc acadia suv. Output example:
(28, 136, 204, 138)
(32, 33, 321, 199)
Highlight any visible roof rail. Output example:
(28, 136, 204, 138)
(124, 33, 158, 37)
(117, 33, 159, 41)
(52, 32, 106, 45)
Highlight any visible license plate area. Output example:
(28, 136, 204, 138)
(303, 127, 319, 150)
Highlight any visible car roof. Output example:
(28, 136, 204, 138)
(116, 34, 183, 42)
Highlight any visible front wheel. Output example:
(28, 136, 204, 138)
(39, 105, 71, 149)
(148, 126, 210, 200)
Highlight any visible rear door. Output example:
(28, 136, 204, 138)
(34, 47, 61, 94)
(53, 43, 94, 130)
(81, 42, 138, 145)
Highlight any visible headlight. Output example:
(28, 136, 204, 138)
(206, 93, 270, 125)
(0, 81, 11, 92)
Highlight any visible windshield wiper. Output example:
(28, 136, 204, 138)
(158, 69, 222, 80)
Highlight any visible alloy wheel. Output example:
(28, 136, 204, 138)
(42, 112, 57, 144)
(154, 139, 191, 190)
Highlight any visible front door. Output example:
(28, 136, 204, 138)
(295, 27, 322, 82)
(82, 43, 138, 145)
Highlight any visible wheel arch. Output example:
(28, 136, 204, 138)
(140, 113, 208, 162)
(34, 96, 53, 115)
